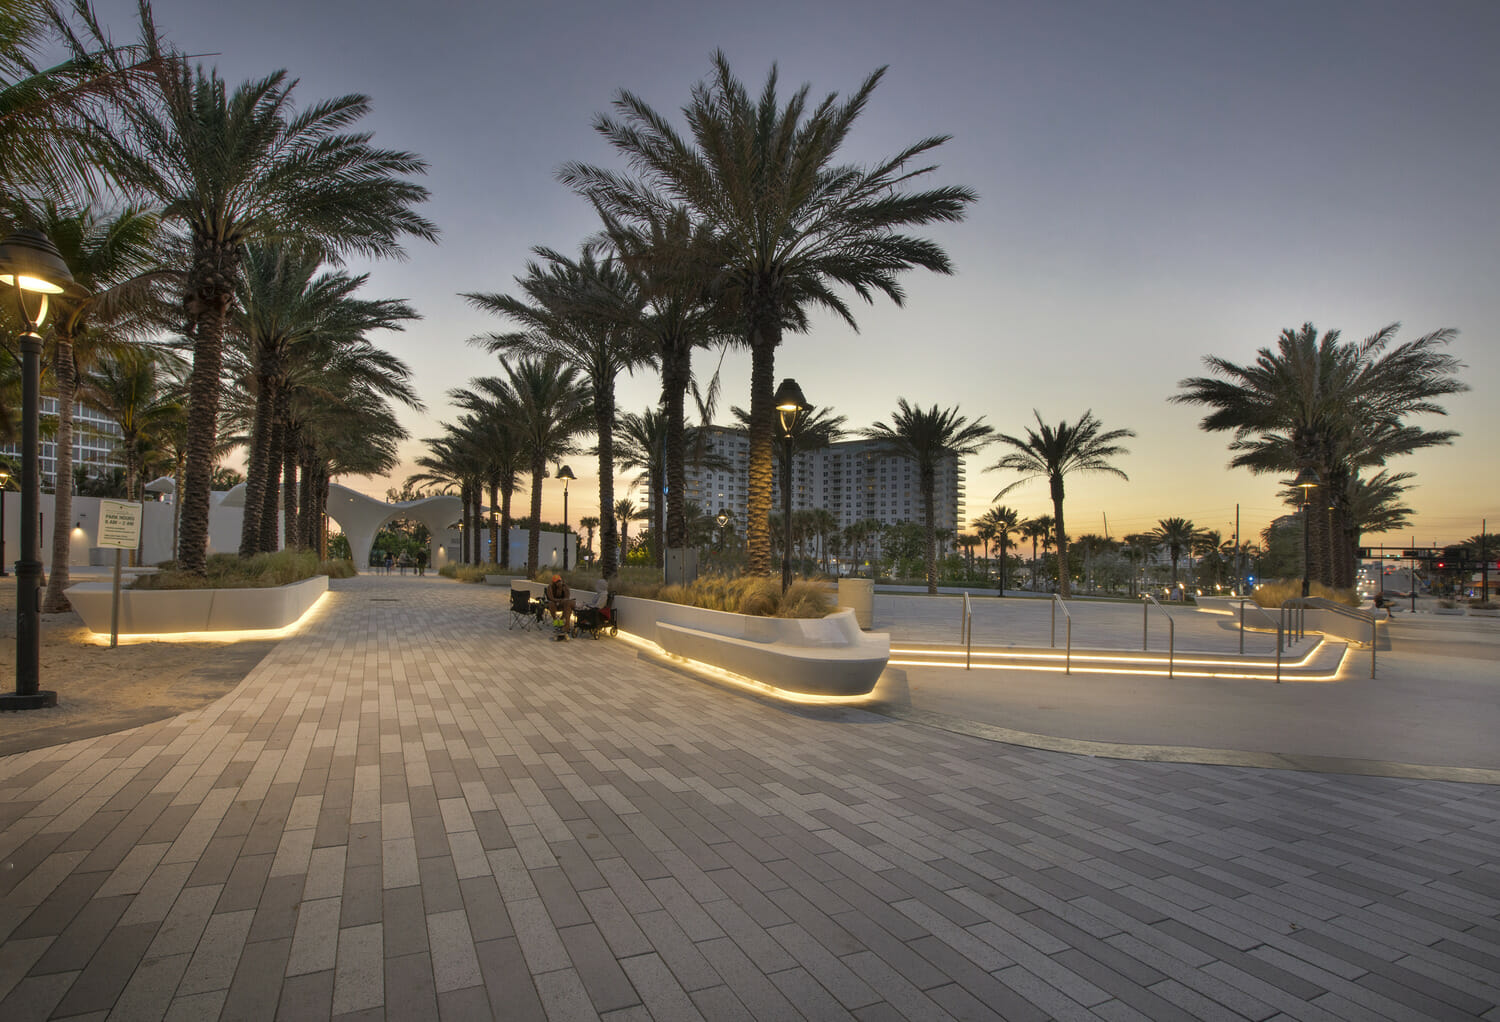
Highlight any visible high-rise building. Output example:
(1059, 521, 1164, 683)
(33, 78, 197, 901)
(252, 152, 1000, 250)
(682, 426, 966, 534)
(0, 398, 126, 491)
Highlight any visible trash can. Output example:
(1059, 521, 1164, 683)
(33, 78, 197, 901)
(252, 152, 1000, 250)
(838, 577, 875, 629)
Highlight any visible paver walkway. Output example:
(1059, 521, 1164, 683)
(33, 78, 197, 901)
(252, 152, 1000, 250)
(1, 575, 1497, 1020)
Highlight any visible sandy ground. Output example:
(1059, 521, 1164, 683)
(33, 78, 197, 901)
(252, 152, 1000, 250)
(0, 574, 275, 758)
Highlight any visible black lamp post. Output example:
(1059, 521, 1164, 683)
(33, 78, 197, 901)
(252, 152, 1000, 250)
(1294, 466, 1320, 599)
(0, 230, 78, 711)
(0, 468, 9, 577)
(774, 378, 809, 593)
(556, 464, 575, 570)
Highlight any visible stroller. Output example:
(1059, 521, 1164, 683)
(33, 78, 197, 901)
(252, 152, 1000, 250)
(572, 582, 618, 639)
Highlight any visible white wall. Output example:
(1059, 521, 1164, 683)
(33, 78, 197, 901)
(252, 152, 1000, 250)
(3, 494, 258, 569)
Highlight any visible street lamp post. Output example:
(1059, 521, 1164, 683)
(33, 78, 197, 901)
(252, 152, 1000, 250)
(556, 465, 575, 570)
(774, 379, 810, 593)
(0, 230, 79, 711)
(1294, 466, 1320, 599)
(0, 469, 8, 577)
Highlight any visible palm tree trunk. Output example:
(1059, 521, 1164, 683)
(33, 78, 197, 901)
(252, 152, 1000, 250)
(527, 460, 544, 573)
(663, 356, 689, 549)
(42, 339, 76, 613)
(922, 466, 938, 595)
(488, 477, 499, 566)
(239, 367, 275, 556)
(283, 425, 301, 549)
(178, 241, 239, 576)
(745, 327, 777, 576)
(499, 484, 513, 569)
(258, 381, 288, 553)
(595, 393, 619, 579)
(1051, 474, 1070, 599)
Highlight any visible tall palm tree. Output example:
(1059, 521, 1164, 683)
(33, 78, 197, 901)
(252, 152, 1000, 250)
(560, 52, 977, 577)
(614, 407, 669, 568)
(1021, 516, 1051, 591)
(980, 505, 1022, 595)
(229, 245, 417, 556)
(1152, 517, 1197, 586)
(114, 61, 436, 574)
(498, 356, 589, 574)
(1173, 322, 1466, 589)
(862, 400, 993, 594)
(465, 246, 649, 579)
(599, 207, 723, 555)
(989, 410, 1134, 599)
(578, 515, 599, 566)
(450, 381, 524, 569)
(614, 494, 644, 562)
(18, 201, 163, 612)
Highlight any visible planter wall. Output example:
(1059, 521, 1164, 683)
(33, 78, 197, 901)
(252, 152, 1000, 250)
(614, 596, 889, 697)
(66, 575, 328, 634)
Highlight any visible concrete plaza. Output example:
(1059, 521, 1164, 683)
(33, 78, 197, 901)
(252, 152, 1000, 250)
(1, 575, 1497, 1020)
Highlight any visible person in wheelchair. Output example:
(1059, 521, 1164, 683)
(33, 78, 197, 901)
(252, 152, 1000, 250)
(543, 575, 575, 640)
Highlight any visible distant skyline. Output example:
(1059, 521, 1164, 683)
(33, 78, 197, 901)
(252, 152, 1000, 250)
(94, 0, 1499, 547)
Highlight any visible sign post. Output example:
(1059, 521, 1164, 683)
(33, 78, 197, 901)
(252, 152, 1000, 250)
(97, 500, 142, 648)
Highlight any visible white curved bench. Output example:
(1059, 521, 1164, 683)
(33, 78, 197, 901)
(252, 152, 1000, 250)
(615, 597, 889, 697)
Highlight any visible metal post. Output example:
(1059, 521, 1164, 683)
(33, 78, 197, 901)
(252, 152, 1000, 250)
(1238, 599, 1245, 654)
(1275, 623, 1283, 683)
(1168, 617, 1175, 679)
(1065, 616, 1072, 675)
(781, 439, 793, 593)
(1142, 595, 1148, 651)
(0, 481, 7, 575)
(6, 332, 52, 707)
(1050, 597, 1056, 648)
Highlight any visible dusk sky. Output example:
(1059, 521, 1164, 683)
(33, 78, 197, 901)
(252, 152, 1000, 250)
(94, 0, 1499, 548)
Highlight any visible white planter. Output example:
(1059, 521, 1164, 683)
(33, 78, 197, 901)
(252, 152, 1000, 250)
(66, 575, 328, 634)
(614, 596, 889, 697)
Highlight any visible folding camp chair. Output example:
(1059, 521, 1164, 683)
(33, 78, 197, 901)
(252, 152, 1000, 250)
(508, 584, 538, 630)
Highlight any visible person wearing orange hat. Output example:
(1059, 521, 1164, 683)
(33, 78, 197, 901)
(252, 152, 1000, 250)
(544, 574, 574, 640)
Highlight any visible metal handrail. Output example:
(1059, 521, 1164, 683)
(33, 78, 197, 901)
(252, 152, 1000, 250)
(1142, 595, 1176, 678)
(1235, 598, 1281, 654)
(1051, 594, 1073, 674)
(1283, 597, 1378, 678)
(961, 591, 973, 670)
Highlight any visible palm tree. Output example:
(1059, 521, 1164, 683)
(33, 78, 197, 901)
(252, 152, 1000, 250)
(466, 246, 649, 579)
(614, 495, 644, 562)
(450, 381, 524, 569)
(1073, 533, 1110, 593)
(0, 0, 162, 199)
(1021, 516, 1051, 591)
(1173, 322, 1467, 589)
(598, 207, 723, 556)
(499, 356, 589, 574)
(1124, 533, 1159, 597)
(578, 515, 599, 565)
(862, 400, 992, 594)
(229, 245, 417, 556)
(1192, 528, 1224, 590)
(989, 410, 1134, 599)
(1152, 518, 1197, 587)
(114, 61, 436, 574)
(18, 202, 162, 612)
(980, 505, 1022, 595)
(614, 407, 668, 568)
(560, 52, 976, 577)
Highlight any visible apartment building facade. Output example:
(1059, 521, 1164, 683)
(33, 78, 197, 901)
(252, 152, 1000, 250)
(0, 398, 126, 491)
(682, 426, 966, 534)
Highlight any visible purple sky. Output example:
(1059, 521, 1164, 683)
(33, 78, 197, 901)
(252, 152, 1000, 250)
(95, 0, 1499, 547)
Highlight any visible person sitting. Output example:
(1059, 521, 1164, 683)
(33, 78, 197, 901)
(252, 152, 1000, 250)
(544, 574, 574, 640)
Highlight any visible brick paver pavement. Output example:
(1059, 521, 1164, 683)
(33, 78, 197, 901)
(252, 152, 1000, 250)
(1, 574, 1497, 1020)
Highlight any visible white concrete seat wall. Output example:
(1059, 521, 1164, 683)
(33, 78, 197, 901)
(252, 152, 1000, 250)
(614, 596, 889, 697)
(66, 575, 328, 634)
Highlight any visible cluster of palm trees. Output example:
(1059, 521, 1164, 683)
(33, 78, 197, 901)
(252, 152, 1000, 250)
(1174, 322, 1466, 591)
(416, 53, 976, 582)
(1, 2, 436, 604)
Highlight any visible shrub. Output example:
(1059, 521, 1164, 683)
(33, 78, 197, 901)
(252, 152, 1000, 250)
(321, 558, 358, 579)
(1250, 578, 1361, 608)
(437, 563, 458, 579)
(609, 572, 830, 618)
(1437, 599, 1458, 609)
(132, 549, 326, 590)
(776, 579, 833, 618)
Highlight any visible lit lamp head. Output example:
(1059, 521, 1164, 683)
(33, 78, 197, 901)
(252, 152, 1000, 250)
(0, 229, 75, 332)
(555, 464, 575, 486)
(1292, 466, 1320, 504)
(773, 378, 809, 438)
(716, 508, 730, 530)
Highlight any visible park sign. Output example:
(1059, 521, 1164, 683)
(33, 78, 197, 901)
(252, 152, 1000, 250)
(97, 500, 143, 549)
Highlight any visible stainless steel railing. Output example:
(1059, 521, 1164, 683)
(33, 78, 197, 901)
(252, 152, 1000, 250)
(1051, 594, 1073, 675)
(1142, 595, 1176, 678)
